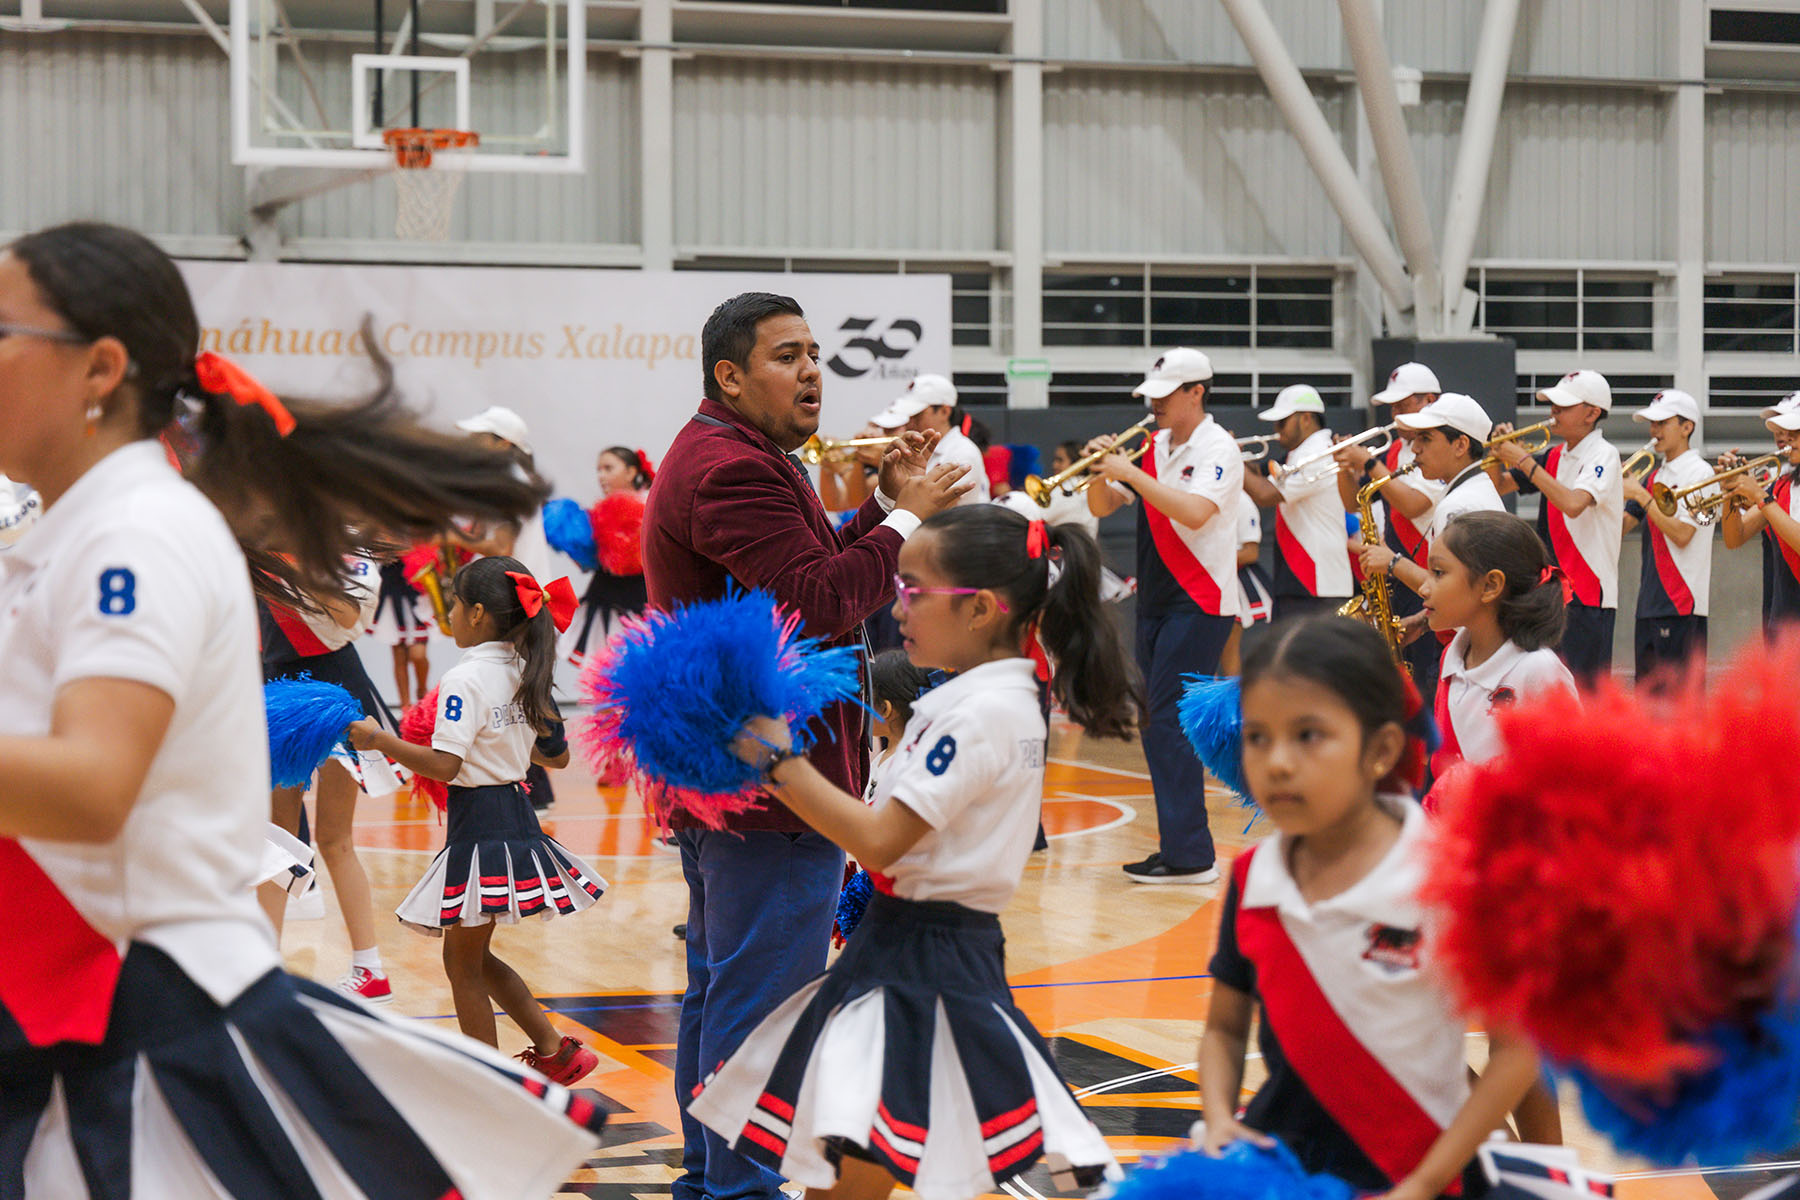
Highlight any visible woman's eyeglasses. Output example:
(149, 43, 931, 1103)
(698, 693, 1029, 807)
(891, 574, 1008, 616)
(0, 322, 87, 345)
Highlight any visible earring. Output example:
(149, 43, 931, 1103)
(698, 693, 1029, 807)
(83, 404, 103, 437)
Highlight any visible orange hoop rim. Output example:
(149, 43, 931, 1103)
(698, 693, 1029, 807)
(382, 127, 480, 169)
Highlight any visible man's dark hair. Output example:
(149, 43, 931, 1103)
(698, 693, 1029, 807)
(701, 292, 805, 403)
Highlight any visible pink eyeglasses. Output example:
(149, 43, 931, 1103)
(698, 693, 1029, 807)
(891, 574, 1009, 616)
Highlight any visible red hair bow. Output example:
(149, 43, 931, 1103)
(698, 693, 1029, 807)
(1026, 518, 1050, 560)
(193, 352, 296, 437)
(1538, 563, 1574, 604)
(635, 449, 657, 484)
(506, 571, 579, 633)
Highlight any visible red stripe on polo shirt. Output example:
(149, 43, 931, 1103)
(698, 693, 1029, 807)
(1233, 846, 1457, 1192)
(1385, 442, 1428, 563)
(1542, 446, 1603, 607)
(1274, 508, 1319, 596)
(267, 602, 332, 657)
(1773, 477, 1800, 586)
(1430, 664, 1464, 779)
(1142, 450, 1226, 614)
(0, 838, 123, 1046)
(1643, 468, 1695, 616)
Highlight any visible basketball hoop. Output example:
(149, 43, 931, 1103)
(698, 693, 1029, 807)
(382, 128, 479, 241)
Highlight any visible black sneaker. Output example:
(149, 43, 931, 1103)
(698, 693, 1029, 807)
(1124, 855, 1220, 885)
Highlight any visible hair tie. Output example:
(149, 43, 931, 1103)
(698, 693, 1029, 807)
(1387, 671, 1438, 792)
(193, 351, 296, 437)
(1538, 564, 1558, 586)
(635, 448, 657, 484)
(505, 570, 579, 633)
(1026, 519, 1049, 559)
(1537, 562, 1574, 604)
(960, 413, 972, 436)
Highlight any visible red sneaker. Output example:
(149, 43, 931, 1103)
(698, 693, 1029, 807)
(516, 1035, 599, 1087)
(335, 966, 394, 1005)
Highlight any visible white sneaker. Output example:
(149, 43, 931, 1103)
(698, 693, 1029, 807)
(287, 886, 327, 920)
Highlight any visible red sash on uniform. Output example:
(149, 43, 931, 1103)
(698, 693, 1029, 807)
(1542, 446, 1603, 607)
(1141, 450, 1225, 614)
(1643, 468, 1695, 615)
(0, 839, 123, 1046)
(1430, 667, 1464, 779)
(1771, 476, 1800, 585)
(1385, 442, 1428, 564)
(268, 602, 333, 656)
(1274, 508, 1319, 596)
(1231, 851, 1459, 1192)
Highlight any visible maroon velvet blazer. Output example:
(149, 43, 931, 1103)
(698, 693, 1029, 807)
(643, 397, 904, 831)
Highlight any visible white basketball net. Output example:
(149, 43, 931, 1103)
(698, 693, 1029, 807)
(391, 145, 473, 241)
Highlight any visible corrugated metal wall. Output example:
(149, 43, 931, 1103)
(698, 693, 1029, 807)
(671, 59, 999, 254)
(0, 32, 246, 238)
(1385, 0, 1668, 79)
(0, 28, 637, 248)
(1708, 92, 1800, 264)
(1044, 72, 1348, 258)
(1045, 0, 1668, 77)
(1405, 83, 1670, 261)
(1044, 0, 1342, 67)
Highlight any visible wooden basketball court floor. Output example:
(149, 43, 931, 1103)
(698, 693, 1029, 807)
(276, 720, 1771, 1200)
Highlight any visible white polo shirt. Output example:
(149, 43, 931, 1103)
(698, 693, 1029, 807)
(1114, 416, 1243, 617)
(0, 442, 279, 1012)
(1426, 464, 1506, 543)
(432, 641, 539, 786)
(929, 427, 991, 507)
(1379, 439, 1446, 564)
(1637, 450, 1714, 619)
(1436, 630, 1575, 765)
(0, 474, 40, 550)
(1525, 433, 1624, 608)
(878, 657, 1046, 914)
(1271, 428, 1353, 598)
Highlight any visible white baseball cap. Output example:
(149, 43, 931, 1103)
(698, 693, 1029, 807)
(1396, 392, 1493, 443)
(1133, 348, 1214, 399)
(455, 405, 533, 455)
(870, 406, 911, 430)
(1634, 389, 1700, 425)
(881, 373, 958, 423)
(1759, 392, 1800, 419)
(1769, 408, 1800, 432)
(1373, 361, 1442, 405)
(1258, 383, 1326, 423)
(1538, 369, 1612, 412)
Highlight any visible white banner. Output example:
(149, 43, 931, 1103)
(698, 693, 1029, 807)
(178, 262, 952, 505)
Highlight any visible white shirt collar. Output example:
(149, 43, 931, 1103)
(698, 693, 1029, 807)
(1666, 448, 1702, 472)
(1439, 627, 1531, 690)
(8, 441, 175, 570)
(909, 657, 1039, 722)
(1160, 414, 1217, 457)
(461, 641, 519, 666)
(1242, 795, 1423, 926)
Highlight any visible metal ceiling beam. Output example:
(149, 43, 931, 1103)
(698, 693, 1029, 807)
(1441, 0, 1522, 332)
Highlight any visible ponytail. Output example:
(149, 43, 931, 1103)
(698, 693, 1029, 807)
(918, 506, 1144, 740)
(1438, 511, 1567, 651)
(1036, 522, 1143, 739)
(450, 557, 562, 735)
(8, 222, 548, 612)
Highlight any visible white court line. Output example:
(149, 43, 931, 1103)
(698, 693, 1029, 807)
(1043, 794, 1137, 840)
(1049, 757, 1153, 782)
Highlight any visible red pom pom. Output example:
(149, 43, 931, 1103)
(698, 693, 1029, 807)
(399, 542, 469, 594)
(399, 687, 449, 812)
(983, 445, 1012, 493)
(591, 491, 646, 576)
(1421, 638, 1800, 1085)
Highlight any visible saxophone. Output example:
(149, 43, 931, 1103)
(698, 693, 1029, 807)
(1338, 462, 1417, 675)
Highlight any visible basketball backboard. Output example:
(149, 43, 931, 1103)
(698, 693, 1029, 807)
(229, 0, 584, 175)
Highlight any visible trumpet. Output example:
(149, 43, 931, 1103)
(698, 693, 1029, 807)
(1023, 414, 1156, 506)
(1280, 423, 1399, 487)
(1653, 452, 1784, 525)
(1236, 434, 1275, 462)
(1620, 439, 1658, 485)
(1475, 420, 1554, 472)
(798, 433, 901, 465)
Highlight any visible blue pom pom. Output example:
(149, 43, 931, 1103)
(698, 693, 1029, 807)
(1105, 1140, 1355, 1200)
(264, 676, 363, 789)
(1178, 675, 1249, 802)
(544, 497, 598, 572)
(1007, 444, 1043, 490)
(1564, 996, 1800, 1165)
(579, 590, 865, 822)
(835, 869, 874, 941)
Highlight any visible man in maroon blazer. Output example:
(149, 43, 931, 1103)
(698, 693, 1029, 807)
(650, 292, 968, 1200)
